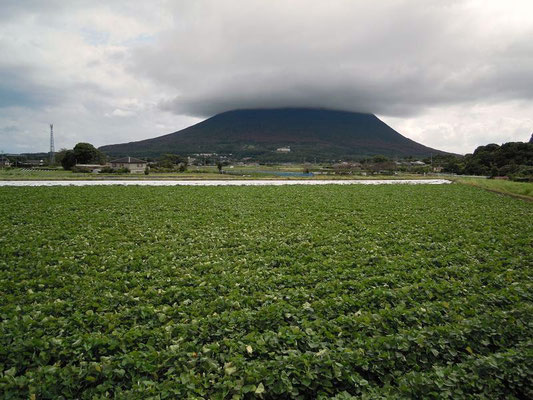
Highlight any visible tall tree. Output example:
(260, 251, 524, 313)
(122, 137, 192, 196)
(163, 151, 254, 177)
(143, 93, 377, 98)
(72, 143, 105, 164)
(60, 150, 77, 170)
(60, 143, 105, 170)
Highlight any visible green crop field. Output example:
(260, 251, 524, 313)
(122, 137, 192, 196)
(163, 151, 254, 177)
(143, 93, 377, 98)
(0, 185, 531, 399)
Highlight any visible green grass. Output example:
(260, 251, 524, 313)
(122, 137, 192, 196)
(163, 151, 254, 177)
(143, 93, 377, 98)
(0, 185, 531, 398)
(0, 167, 439, 181)
(0, 168, 75, 179)
(0, 168, 224, 180)
(455, 177, 533, 200)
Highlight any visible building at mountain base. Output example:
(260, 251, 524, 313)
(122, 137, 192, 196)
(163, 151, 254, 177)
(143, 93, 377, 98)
(110, 157, 147, 173)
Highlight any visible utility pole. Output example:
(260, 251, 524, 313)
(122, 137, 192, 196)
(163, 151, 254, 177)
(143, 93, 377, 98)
(49, 124, 55, 165)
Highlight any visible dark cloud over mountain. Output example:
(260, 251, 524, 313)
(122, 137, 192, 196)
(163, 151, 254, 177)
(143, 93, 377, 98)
(131, 1, 533, 118)
(0, 0, 532, 153)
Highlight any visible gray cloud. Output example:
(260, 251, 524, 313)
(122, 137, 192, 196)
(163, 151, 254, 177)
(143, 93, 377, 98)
(0, 0, 532, 154)
(131, 0, 533, 118)
(0, 65, 66, 109)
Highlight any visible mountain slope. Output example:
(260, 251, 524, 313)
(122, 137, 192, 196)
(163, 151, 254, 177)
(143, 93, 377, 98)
(100, 108, 448, 160)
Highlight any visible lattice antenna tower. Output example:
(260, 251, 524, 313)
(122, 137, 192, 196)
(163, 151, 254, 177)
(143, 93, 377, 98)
(49, 124, 55, 165)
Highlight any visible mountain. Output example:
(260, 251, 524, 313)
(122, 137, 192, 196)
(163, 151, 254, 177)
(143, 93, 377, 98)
(99, 108, 448, 161)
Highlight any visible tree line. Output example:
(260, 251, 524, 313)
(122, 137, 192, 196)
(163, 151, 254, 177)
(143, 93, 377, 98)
(438, 142, 532, 179)
(29, 139, 533, 181)
(56, 143, 106, 170)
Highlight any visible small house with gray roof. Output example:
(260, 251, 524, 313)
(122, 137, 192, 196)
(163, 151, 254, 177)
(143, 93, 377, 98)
(110, 157, 147, 173)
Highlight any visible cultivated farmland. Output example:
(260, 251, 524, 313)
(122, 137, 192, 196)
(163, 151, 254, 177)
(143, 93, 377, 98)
(0, 185, 532, 399)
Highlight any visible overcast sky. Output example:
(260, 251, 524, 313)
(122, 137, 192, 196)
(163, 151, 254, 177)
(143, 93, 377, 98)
(1, 0, 532, 155)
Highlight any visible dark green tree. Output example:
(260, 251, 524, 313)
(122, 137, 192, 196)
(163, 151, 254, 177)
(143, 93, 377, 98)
(54, 148, 69, 166)
(463, 142, 532, 176)
(158, 154, 188, 170)
(372, 154, 390, 163)
(443, 158, 463, 174)
(72, 143, 105, 164)
(59, 143, 105, 170)
(60, 150, 77, 170)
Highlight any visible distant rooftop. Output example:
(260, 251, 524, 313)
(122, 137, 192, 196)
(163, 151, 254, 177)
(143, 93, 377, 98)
(110, 157, 146, 163)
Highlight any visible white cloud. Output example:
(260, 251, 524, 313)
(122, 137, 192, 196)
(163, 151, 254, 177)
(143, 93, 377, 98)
(108, 109, 133, 117)
(380, 101, 533, 154)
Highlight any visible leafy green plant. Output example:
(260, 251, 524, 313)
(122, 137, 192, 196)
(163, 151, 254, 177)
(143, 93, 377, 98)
(0, 185, 531, 398)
